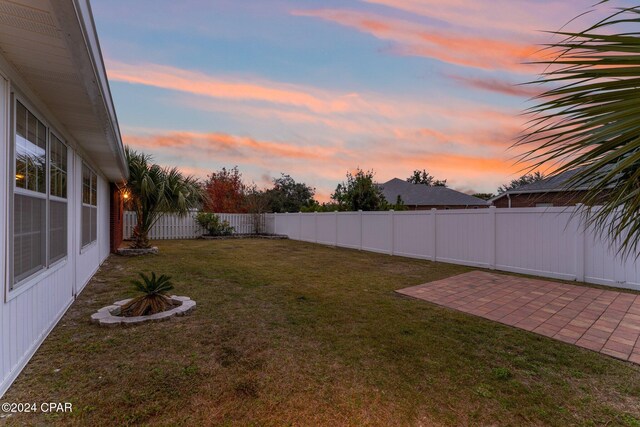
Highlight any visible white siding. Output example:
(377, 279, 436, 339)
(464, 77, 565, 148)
(1, 78, 112, 397)
(74, 153, 110, 294)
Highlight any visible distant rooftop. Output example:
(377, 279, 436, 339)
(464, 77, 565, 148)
(378, 178, 488, 207)
(498, 166, 612, 196)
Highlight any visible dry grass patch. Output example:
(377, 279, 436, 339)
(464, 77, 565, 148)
(2, 239, 639, 426)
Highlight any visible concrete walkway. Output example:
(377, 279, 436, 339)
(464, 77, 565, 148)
(397, 271, 640, 364)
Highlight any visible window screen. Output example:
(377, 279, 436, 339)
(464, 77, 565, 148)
(13, 194, 46, 283)
(13, 101, 48, 286)
(12, 101, 70, 288)
(81, 164, 98, 248)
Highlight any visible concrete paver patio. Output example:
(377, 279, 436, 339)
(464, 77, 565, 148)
(397, 271, 640, 364)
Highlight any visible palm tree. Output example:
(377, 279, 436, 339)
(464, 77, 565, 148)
(121, 272, 174, 316)
(125, 147, 205, 249)
(518, 3, 640, 256)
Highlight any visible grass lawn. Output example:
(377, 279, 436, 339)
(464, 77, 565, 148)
(2, 239, 640, 426)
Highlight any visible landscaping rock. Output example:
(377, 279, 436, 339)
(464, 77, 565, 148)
(200, 234, 288, 240)
(92, 296, 196, 327)
(115, 247, 159, 256)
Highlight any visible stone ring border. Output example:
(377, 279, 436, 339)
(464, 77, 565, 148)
(91, 296, 195, 327)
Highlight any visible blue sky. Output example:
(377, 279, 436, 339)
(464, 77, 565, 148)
(92, 0, 619, 200)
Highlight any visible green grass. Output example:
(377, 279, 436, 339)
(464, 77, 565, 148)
(2, 239, 640, 426)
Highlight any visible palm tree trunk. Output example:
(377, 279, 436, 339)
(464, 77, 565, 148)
(131, 217, 150, 249)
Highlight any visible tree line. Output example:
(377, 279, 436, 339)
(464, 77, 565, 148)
(200, 166, 547, 212)
(122, 146, 547, 248)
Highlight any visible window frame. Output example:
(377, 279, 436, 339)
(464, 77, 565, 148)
(7, 93, 69, 299)
(80, 162, 98, 251)
(48, 129, 69, 265)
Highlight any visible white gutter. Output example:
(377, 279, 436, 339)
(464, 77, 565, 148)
(52, 0, 128, 182)
(73, 0, 128, 180)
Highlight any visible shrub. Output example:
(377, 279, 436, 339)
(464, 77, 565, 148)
(121, 272, 174, 316)
(491, 367, 512, 381)
(196, 212, 235, 236)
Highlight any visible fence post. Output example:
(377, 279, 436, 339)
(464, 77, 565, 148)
(430, 208, 437, 262)
(273, 212, 278, 235)
(489, 206, 496, 269)
(358, 210, 363, 250)
(314, 211, 318, 243)
(334, 210, 338, 247)
(389, 210, 395, 255)
(298, 212, 302, 240)
(575, 204, 585, 282)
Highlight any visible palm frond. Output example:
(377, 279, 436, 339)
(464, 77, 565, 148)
(122, 271, 175, 316)
(124, 146, 205, 248)
(518, 3, 640, 257)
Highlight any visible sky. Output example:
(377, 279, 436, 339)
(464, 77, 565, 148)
(92, 0, 620, 201)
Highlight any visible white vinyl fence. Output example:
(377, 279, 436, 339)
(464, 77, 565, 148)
(123, 208, 639, 290)
(266, 207, 640, 290)
(123, 211, 257, 240)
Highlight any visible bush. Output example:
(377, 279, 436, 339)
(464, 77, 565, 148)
(491, 367, 512, 381)
(196, 212, 235, 236)
(121, 272, 174, 316)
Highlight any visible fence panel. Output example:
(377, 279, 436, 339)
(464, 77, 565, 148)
(271, 208, 639, 290)
(123, 208, 640, 290)
(362, 212, 392, 254)
(393, 211, 433, 260)
(300, 214, 316, 242)
(123, 211, 257, 240)
(317, 213, 337, 245)
(435, 210, 491, 268)
(337, 212, 360, 249)
(584, 226, 640, 288)
(495, 208, 576, 280)
(265, 214, 275, 234)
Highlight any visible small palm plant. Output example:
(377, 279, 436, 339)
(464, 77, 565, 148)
(125, 147, 205, 249)
(121, 272, 175, 317)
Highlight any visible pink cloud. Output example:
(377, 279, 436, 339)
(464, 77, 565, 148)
(123, 128, 529, 202)
(124, 131, 342, 162)
(291, 9, 549, 72)
(362, 0, 590, 37)
(107, 60, 389, 115)
(445, 74, 542, 98)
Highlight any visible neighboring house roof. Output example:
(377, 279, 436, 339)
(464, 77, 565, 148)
(489, 167, 604, 203)
(378, 178, 488, 207)
(0, 0, 128, 182)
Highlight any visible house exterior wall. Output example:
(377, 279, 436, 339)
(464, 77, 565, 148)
(493, 191, 589, 208)
(0, 63, 111, 397)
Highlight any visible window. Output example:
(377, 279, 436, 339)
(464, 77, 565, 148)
(12, 100, 68, 288)
(49, 133, 67, 263)
(82, 164, 98, 247)
(536, 203, 554, 208)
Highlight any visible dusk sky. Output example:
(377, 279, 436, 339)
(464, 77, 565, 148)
(92, 0, 618, 201)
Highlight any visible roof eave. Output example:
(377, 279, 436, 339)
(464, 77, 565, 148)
(53, 0, 128, 182)
(73, 0, 128, 181)
(489, 187, 591, 202)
